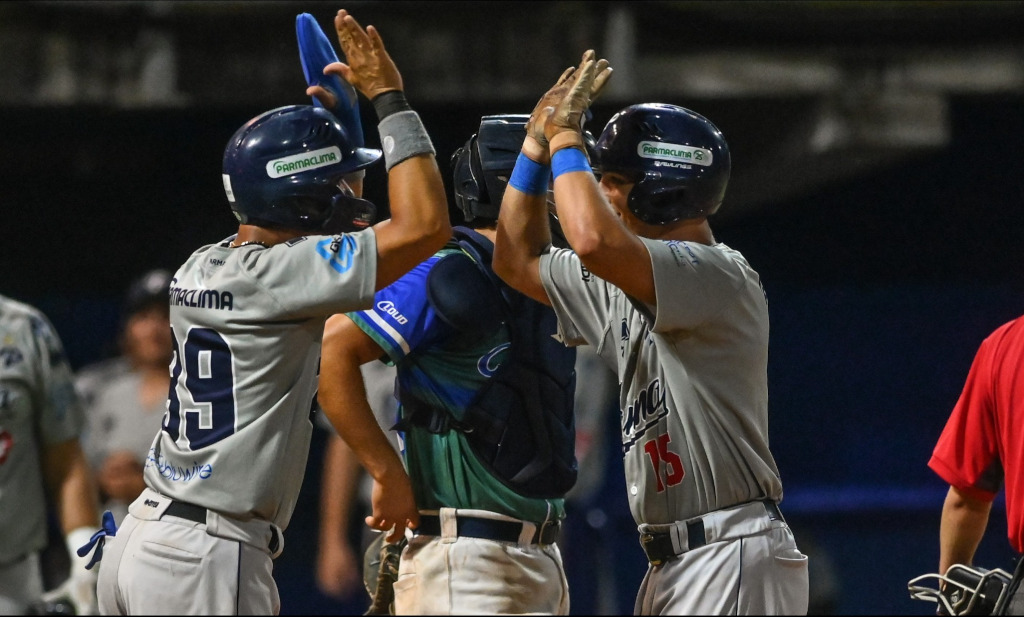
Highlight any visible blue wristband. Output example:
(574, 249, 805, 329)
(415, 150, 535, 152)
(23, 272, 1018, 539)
(508, 153, 550, 196)
(552, 147, 592, 180)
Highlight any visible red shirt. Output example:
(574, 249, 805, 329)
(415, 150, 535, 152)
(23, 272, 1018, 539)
(930, 315, 1024, 553)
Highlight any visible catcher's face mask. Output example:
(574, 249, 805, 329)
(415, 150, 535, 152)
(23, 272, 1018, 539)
(908, 564, 1014, 616)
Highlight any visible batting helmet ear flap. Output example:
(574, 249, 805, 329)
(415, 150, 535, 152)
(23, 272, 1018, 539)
(324, 190, 377, 233)
(627, 178, 721, 223)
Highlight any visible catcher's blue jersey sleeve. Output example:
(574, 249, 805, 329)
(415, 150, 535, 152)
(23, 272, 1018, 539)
(348, 255, 452, 362)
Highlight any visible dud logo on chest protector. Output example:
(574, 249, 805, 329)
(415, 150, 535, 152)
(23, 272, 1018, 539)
(396, 227, 579, 498)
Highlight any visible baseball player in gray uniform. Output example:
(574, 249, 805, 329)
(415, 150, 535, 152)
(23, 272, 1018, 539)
(0, 294, 101, 614)
(493, 50, 809, 615)
(91, 9, 451, 615)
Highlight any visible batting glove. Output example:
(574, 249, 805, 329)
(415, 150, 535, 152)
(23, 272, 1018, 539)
(544, 50, 612, 151)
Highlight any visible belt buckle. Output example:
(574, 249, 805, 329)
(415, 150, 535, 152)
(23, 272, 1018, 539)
(537, 519, 557, 544)
(639, 532, 664, 566)
(763, 500, 784, 523)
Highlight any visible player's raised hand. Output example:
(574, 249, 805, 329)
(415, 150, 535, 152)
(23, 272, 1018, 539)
(323, 9, 403, 102)
(366, 467, 419, 544)
(525, 65, 578, 157)
(544, 50, 612, 143)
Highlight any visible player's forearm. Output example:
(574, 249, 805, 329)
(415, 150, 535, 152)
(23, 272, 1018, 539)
(938, 485, 992, 572)
(385, 152, 450, 243)
(45, 440, 101, 533)
(551, 167, 655, 303)
(493, 152, 552, 305)
(319, 324, 409, 485)
(332, 402, 406, 485)
(372, 125, 451, 288)
(554, 171, 634, 267)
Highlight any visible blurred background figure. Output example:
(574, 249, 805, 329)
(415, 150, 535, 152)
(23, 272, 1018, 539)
(76, 268, 172, 524)
(315, 359, 399, 613)
(0, 294, 101, 615)
(559, 345, 647, 615)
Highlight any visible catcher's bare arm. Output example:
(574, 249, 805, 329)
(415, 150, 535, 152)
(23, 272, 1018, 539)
(318, 313, 419, 543)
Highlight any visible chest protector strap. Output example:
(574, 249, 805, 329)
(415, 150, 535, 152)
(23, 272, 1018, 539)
(398, 227, 578, 498)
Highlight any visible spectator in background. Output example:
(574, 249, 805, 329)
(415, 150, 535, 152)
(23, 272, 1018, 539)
(0, 294, 101, 614)
(77, 269, 172, 524)
(559, 345, 647, 615)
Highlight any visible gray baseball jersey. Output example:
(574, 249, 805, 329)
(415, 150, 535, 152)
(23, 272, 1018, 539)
(0, 295, 83, 564)
(79, 367, 167, 523)
(143, 231, 377, 531)
(81, 370, 165, 472)
(539, 238, 782, 525)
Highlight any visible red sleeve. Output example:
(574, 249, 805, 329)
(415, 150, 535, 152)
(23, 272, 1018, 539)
(928, 334, 1002, 502)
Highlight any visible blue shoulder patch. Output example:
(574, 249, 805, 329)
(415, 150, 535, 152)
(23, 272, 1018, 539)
(316, 236, 358, 273)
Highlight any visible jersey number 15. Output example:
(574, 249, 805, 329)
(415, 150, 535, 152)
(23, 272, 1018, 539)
(643, 432, 685, 492)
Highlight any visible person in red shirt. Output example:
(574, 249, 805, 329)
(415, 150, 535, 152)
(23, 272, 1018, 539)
(930, 314, 1024, 613)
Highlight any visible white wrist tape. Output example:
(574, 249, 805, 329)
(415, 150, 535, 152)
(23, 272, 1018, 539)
(66, 527, 96, 573)
(377, 110, 435, 172)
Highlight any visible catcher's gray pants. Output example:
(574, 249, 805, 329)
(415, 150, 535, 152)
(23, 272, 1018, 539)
(97, 488, 284, 615)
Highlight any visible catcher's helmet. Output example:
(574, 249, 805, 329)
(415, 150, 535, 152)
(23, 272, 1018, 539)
(595, 103, 731, 224)
(222, 105, 382, 234)
(450, 115, 596, 245)
(450, 114, 529, 223)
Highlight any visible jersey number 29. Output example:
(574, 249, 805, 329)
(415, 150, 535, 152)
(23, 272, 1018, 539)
(163, 327, 236, 449)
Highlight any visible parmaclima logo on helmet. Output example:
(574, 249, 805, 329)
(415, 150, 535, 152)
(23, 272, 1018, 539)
(266, 146, 342, 178)
(637, 141, 713, 167)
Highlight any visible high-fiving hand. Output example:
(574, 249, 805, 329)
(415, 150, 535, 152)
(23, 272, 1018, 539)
(323, 9, 404, 101)
(543, 49, 612, 144)
(525, 65, 578, 154)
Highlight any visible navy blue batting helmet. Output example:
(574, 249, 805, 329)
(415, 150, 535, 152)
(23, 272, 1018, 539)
(595, 103, 731, 224)
(222, 105, 382, 233)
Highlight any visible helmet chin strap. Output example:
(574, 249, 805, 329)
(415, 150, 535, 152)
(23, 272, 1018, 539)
(323, 193, 378, 234)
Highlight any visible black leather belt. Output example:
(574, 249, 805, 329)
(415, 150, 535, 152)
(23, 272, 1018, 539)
(163, 500, 207, 524)
(415, 514, 560, 545)
(160, 500, 281, 554)
(640, 500, 784, 566)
